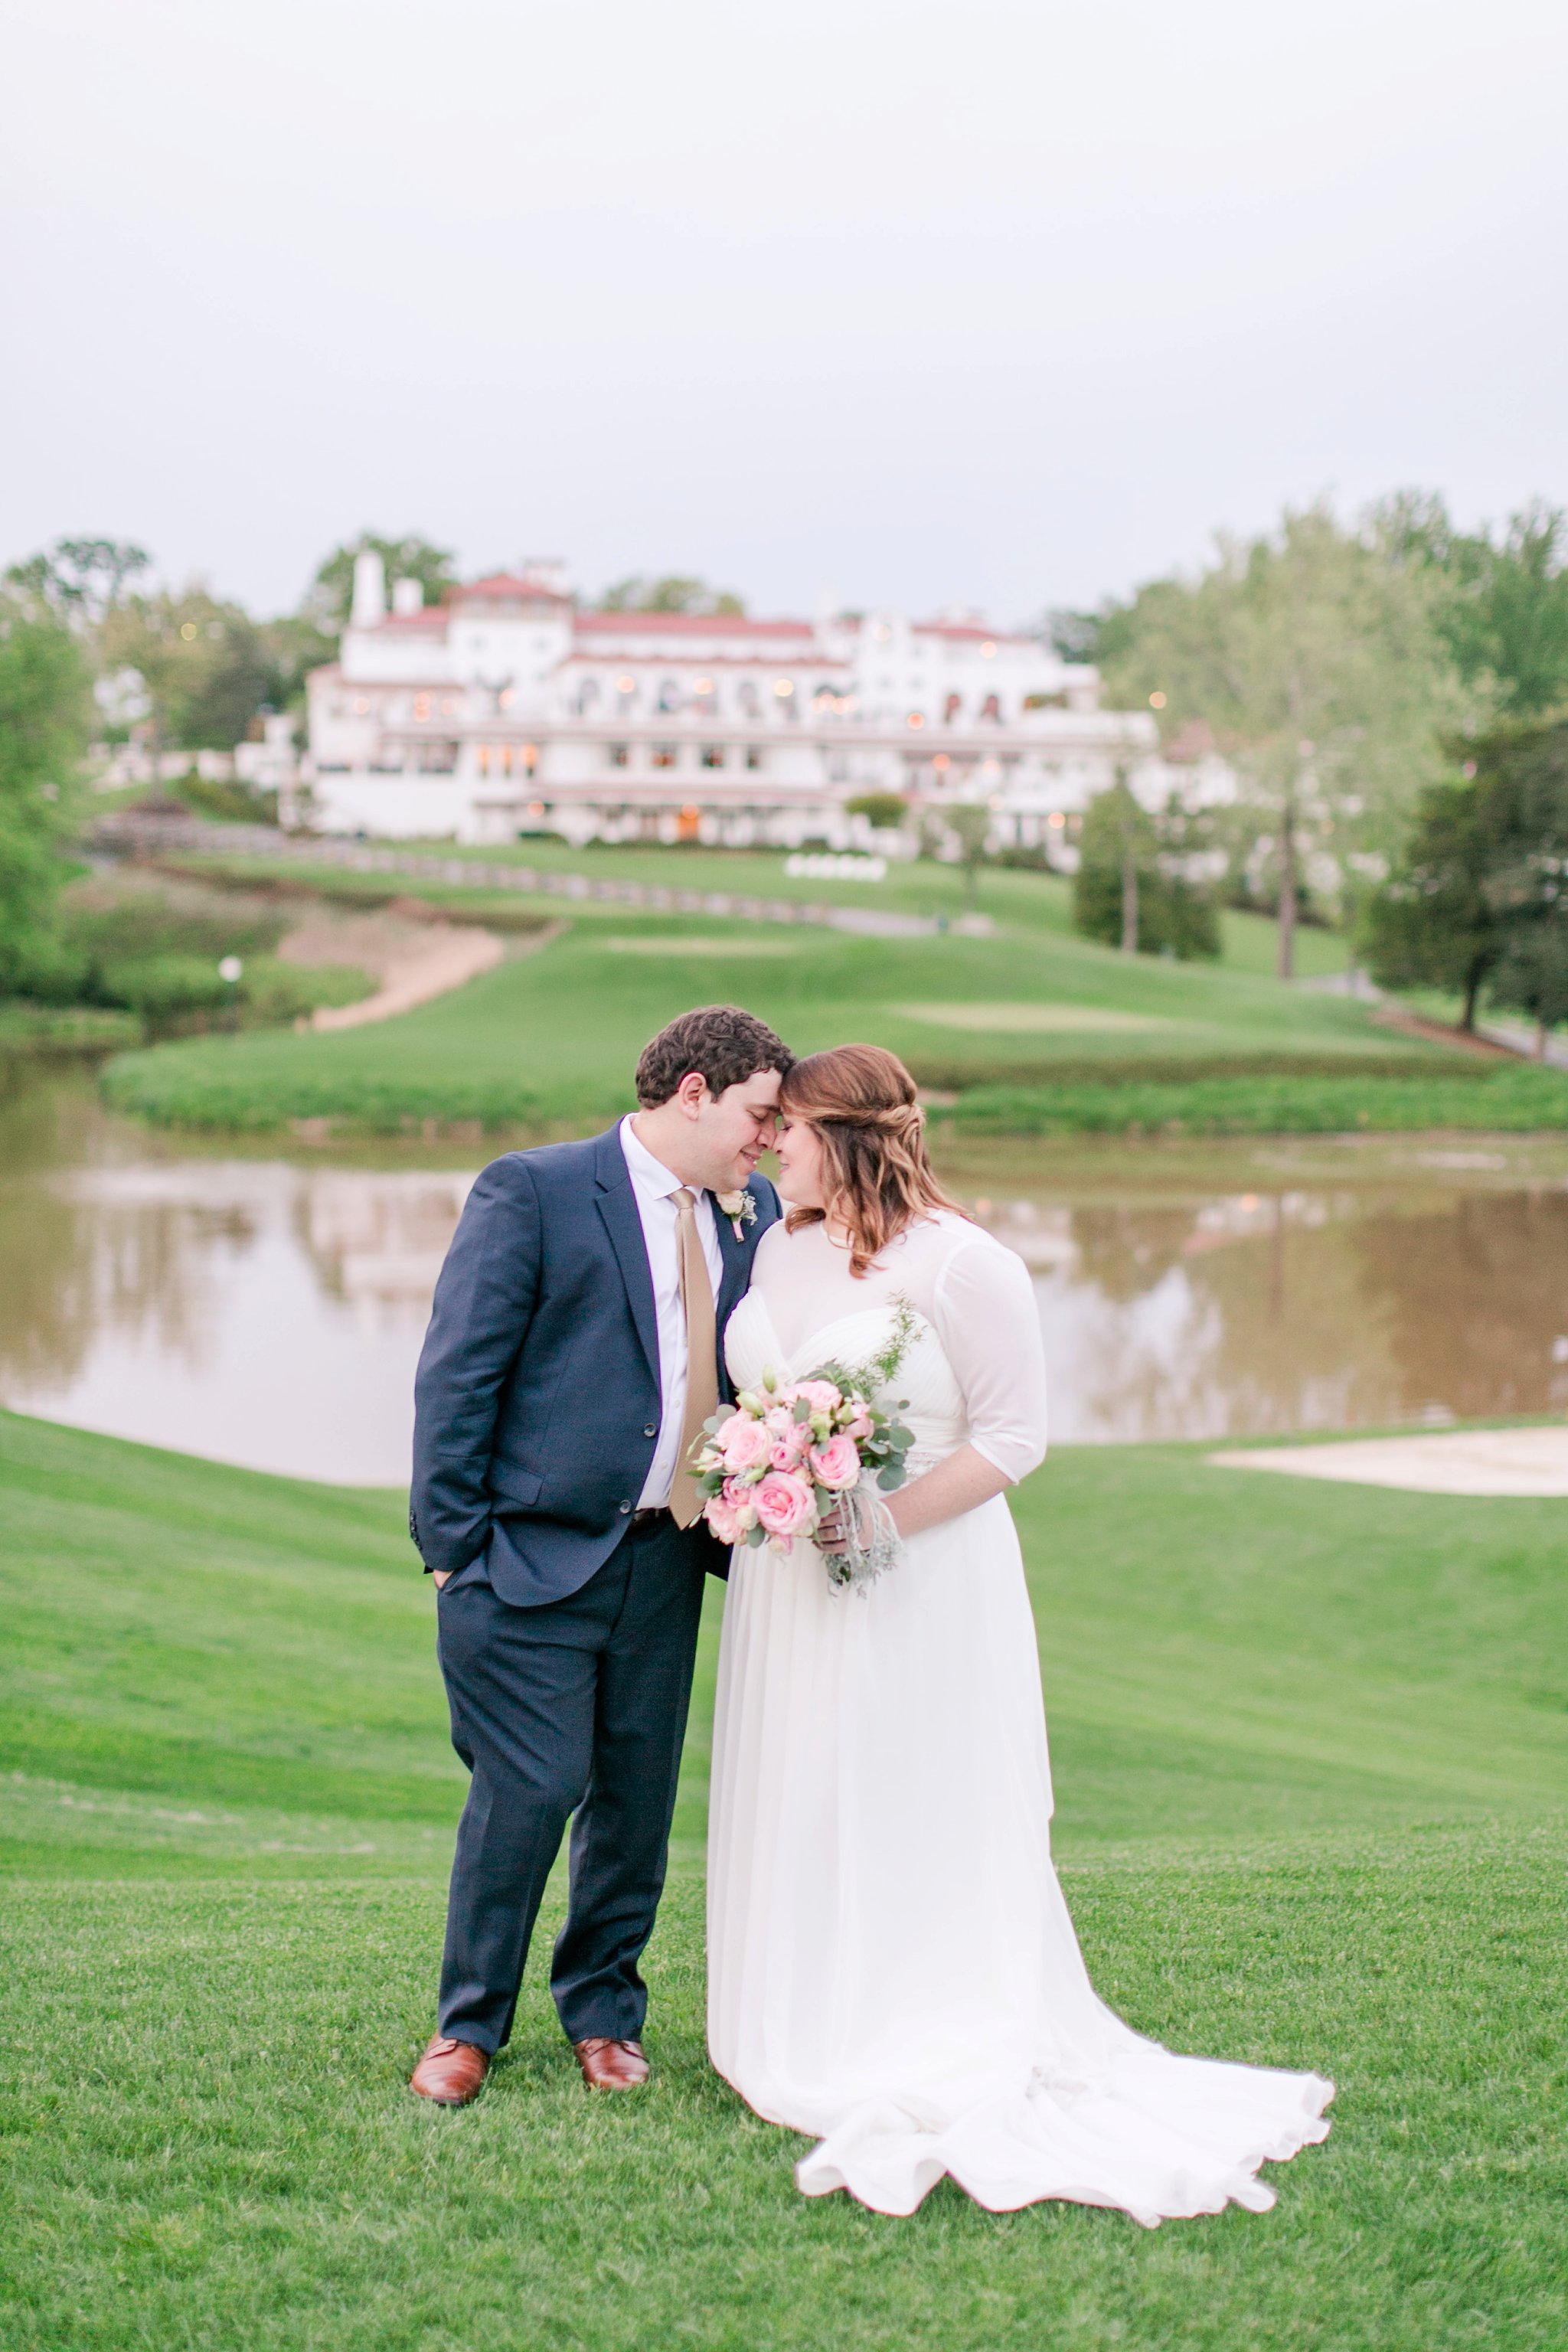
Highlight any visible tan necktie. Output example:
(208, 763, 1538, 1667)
(669, 1187, 719, 1528)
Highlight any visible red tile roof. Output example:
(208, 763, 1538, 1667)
(575, 611, 814, 637)
(453, 574, 572, 603)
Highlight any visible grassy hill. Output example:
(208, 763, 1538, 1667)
(3, 1406, 1564, 2348)
(97, 871, 1512, 1136)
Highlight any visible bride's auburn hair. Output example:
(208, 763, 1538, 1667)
(779, 1044, 969, 1276)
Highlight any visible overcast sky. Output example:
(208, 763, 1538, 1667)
(4, 1, 1564, 626)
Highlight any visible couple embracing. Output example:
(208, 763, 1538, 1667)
(407, 1005, 1332, 2220)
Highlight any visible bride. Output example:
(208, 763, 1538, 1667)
(707, 1043, 1333, 2221)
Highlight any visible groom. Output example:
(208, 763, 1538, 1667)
(407, 1004, 792, 2105)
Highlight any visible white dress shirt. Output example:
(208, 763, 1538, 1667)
(619, 1116, 725, 1508)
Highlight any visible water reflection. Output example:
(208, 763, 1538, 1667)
(2, 1067, 1566, 1479)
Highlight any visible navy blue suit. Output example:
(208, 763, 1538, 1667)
(410, 1123, 779, 2053)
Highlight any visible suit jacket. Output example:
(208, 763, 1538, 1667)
(409, 1123, 780, 1607)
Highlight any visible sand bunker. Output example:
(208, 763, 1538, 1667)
(1209, 1426, 1568, 1496)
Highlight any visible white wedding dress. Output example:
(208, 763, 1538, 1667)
(707, 1210, 1333, 2220)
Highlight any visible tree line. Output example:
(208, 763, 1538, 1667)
(1064, 495, 1568, 1014)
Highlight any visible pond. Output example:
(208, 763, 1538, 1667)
(3, 1063, 1567, 1485)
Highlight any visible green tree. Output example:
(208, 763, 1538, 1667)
(1475, 720, 1568, 1050)
(99, 587, 274, 753)
(307, 534, 457, 630)
(1372, 492, 1568, 718)
(943, 800, 993, 908)
(1072, 778, 1220, 960)
(1361, 774, 1504, 1029)
(598, 574, 746, 616)
(1365, 717, 1568, 1045)
(1098, 504, 1468, 978)
(0, 598, 91, 995)
(4, 537, 149, 626)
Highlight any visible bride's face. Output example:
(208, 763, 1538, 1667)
(774, 1114, 828, 1209)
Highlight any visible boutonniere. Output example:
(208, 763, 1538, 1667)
(715, 1188, 757, 1243)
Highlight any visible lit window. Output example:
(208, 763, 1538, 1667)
(944, 692, 962, 725)
(773, 678, 794, 698)
(413, 693, 430, 720)
(352, 696, 370, 716)
(933, 753, 951, 773)
(609, 743, 629, 769)
(616, 675, 635, 694)
(652, 744, 678, 769)
(981, 694, 1001, 721)
(745, 746, 763, 771)
(907, 711, 925, 730)
(701, 745, 725, 769)
(1047, 811, 1066, 829)
(477, 744, 491, 775)
(981, 641, 997, 658)
(521, 743, 538, 778)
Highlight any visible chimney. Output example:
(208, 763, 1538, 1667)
(391, 576, 424, 617)
(351, 550, 387, 628)
(520, 557, 570, 598)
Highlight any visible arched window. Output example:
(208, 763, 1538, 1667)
(944, 692, 962, 725)
(737, 680, 761, 718)
(981, 693, 1001, 722)
(577, 677, 600, 717)
(657, 678, 681, 713)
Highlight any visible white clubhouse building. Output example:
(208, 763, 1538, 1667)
(298, 553, 1198, 853)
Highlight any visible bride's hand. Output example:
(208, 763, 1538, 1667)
(815, 1500, 852, 1555)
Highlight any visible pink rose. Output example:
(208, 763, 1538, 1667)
(769, 1419, 813, 1471)
(841, 1406, 874, 1442)
(720, 1416, 773, 1474)
(752, 1470, 816, 1540)
(794, 1379, 842, 1415)
(809, 1433, 861, 1490)
(710, 1477, 761, 1552)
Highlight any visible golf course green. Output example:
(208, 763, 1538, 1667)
(3, 1406, 1563, 2350)
(96, 853, 1568, 1137)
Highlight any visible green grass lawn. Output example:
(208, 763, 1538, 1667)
(99, 896, 1475, 1135)
(2, 1406, 1564, 2348)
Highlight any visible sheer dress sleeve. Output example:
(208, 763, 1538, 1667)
(929, 1230, 1048, 1484)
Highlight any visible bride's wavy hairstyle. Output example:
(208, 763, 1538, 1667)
(779, 1043, 970, 1276)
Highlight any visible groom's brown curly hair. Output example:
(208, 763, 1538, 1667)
(635, 1004, 794, 1107)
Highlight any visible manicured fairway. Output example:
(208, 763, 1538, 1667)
(100, 900, 1459, 1135)
(2, 1407, 1565, 2348)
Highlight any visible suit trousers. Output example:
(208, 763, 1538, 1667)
(434, 1513, 708, 2053)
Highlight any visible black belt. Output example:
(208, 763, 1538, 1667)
(630, 1506, 674, 1528)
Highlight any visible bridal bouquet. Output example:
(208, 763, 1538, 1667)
(688, 1309, 917, 1592)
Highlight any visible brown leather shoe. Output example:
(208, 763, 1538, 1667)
(410, 2033, 490, 2105)
(573, 2036, 649, 2090)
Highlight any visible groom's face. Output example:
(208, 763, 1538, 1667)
(691, 1067, 783, 1191)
